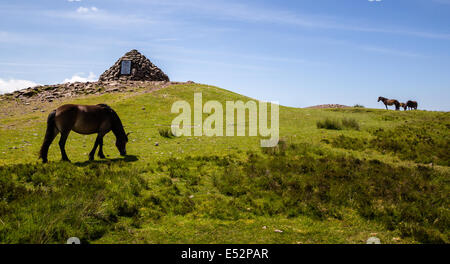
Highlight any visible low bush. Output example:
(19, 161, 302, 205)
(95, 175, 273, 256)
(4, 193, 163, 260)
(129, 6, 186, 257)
(331, 135, 367, 150)
(317, 118, 360, 131)
(370, 124, 449, 166)
(342, 118, 360, 130)
(316, 118, 342, 130)
(213, 143, 449, 243)
(0, 162, 148, 243)
(331, 122, 449, 166)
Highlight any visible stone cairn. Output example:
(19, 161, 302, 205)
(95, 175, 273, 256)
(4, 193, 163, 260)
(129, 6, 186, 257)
(0, 49, 194, 103)
(98, 49, 169, 82)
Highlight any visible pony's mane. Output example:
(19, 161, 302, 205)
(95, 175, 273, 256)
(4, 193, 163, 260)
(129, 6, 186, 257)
(98, 104, 128, 141)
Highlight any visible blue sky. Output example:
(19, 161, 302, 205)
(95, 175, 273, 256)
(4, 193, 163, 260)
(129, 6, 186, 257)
(0, 0, 449, 110)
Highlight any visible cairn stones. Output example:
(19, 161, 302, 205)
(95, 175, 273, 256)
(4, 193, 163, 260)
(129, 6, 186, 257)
(98, 49, 169, 82)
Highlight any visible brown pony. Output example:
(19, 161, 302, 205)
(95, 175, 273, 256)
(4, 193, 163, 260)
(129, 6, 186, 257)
(378, 96, 400, 110)
(400, 102, 407, 111)
(406, 100, 418, 110)
(39, 104, 129, 163)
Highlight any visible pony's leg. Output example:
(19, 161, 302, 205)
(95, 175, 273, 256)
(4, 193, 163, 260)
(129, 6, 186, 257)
(59, 131, 71, 162)
(89, 135, 100, 161)
(385, 104, 388, 110)
(40, 127, 59, 163)
(97, 135, 106, 159)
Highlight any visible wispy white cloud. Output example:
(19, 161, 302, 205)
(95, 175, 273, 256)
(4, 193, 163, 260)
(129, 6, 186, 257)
(76, 6, 98, 14)
(45, 7, 155, 27)
(0, 61, 104, 68)
(0, 79, 40, 94)
(63, 72, 97, 83)
(433, 0, 450, 5)
(154, 38, 179, 42)
(132, 0, 450, 40)
(215, 2, 450, 40)
(0, 31, 43, 44)
(67, 0, 82, 2)
(358, 45, 425, 58)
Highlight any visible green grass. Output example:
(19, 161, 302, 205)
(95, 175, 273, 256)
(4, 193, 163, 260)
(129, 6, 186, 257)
(0, 83, 449, 244)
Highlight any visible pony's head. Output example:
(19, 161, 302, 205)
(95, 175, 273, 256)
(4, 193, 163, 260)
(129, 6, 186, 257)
(116, 132, 129, 156)
(378, 96, 384, 102)
(400, 103, 407, 110)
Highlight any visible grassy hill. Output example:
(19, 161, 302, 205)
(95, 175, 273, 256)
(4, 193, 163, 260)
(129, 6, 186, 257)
(0, 83, 448, 244)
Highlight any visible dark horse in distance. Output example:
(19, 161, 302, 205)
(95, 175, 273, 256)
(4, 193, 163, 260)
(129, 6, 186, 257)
(39, 104, 129, 163)
(406, 100, 418, 110)
(378, 96, 400, 110)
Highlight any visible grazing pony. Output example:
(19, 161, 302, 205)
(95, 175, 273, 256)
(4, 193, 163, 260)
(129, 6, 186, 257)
(378, 96, 400, 110)
(406, 100, 418, 110)
(39, 104, 129, 163)
(400, 102, 408, 111)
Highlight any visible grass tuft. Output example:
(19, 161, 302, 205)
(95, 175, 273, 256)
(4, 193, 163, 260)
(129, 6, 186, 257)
(158, 128, 175, 138)
(342, 118, 360, 130)
(317, 118, 342, 130)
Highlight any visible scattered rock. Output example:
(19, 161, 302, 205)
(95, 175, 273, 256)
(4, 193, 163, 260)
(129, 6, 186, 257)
(305, 104, 351, 109)
(155, 142, 159, 146)
(1, 80, 192, 104)
(274, 229, 283, 233)
(366, 237, 381, 244)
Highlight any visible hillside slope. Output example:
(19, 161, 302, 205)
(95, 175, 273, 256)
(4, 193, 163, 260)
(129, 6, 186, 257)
(0, 83, 448, 244)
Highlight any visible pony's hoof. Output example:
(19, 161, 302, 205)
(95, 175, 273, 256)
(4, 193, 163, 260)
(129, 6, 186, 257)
(89, 156, 94, 161)
(98, 155, 106, 159)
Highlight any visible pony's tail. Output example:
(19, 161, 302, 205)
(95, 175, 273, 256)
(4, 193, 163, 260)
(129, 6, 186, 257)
(39, 110, 57, 163)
